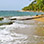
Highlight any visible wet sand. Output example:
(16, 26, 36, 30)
(0, 16, 44, 44)
(10, 20, 44, 44)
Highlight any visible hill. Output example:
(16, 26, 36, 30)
(22, 0, 44, 12)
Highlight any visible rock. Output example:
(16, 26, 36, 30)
(0, 17, 4, 21)
(0, 21, 13, 25)
(9, 16, 33, 20)
(10, 18, 16, 20)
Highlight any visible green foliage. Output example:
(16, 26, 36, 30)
(22, 0, 44, 12)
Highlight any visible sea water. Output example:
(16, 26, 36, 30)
(0, 11, 44, 16)
(0, 11, 44, 44)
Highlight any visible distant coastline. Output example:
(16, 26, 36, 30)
(0, 10, 44, 13)
(18, 10, 44, 13)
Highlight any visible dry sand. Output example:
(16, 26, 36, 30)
(34, 15, 44, 22)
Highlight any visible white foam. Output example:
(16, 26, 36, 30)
(0, 23, 28, 44)
(0, 22, 29, 30)
(0, 29, 28, 44)
(10, 16, 33, 20)
(0, 18, 38, 44)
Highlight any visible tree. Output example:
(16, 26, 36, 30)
(22, 0, 44, 12)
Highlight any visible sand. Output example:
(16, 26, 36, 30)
(34, 15, 44, 22)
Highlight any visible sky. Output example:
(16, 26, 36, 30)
(0, 0, 34, 10)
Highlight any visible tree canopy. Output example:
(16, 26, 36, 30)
(22, 0, 44, 12)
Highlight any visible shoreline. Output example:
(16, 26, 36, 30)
(0, 14, 44, 22)
(0, 10, 44, 13)
(34, 15, 44, 22)
(18, 10, 44, 13)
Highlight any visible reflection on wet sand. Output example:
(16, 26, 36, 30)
(0, 19, 44, 44)
(35, 25, 44, 36)
(13, 20, 44, 44)
(37, 41, 44, 44)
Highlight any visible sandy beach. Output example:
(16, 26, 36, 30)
(34, 17, 44, 22)
(33, 15, 44, 22)
(20, 10, 44, 13)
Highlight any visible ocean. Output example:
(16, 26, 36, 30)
(0, 11, 44, 44)
(0, 11, 44, 16)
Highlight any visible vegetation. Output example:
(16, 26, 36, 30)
(22, 0, 44, 12)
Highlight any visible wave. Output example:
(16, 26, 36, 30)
(0, 22, 28, 44)
(0, 16, 44, 44)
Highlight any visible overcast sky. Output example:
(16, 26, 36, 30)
(0, 0, 34, 10)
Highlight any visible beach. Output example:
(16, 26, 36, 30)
(0, 0, 44, 43)
(20, 10, 44, 13)
(0, 11, 44, 44)
(34, 15, 44, 22)
(34, 17, 44, 22)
